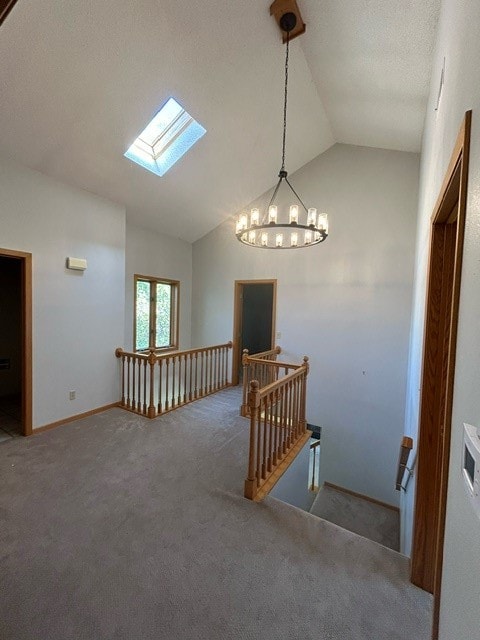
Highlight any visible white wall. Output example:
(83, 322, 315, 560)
(270, 439, 314, 511)
(124, 222, 192, 351)
(0, 155, 125, 429)
(401, 0, 480, 637)
(192, 143, 419, 506)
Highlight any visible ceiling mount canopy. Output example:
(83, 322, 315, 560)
(235, 3, 328, 250)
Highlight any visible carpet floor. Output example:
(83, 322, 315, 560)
(0, 387, 431, 640)
(310, 485, 400, 551)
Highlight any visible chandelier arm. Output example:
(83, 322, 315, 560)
(267, 175, 284, 211)
(281, 31, 289, 172)
(284, 177, 309, 213)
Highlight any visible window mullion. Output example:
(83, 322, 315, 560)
(150, 281, 157, 350)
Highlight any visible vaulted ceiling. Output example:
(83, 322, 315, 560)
(0, 0, 440, 242)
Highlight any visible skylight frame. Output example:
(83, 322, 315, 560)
(124, 98, 206, 177)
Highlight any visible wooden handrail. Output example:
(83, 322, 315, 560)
(396, 436, 414, 491)
(240, 349, 307, 417)
(244, 357, 311, 501)
(115, 342, 233, 419)
(254, 360, 308, 399)
(248, 346, 282, 360)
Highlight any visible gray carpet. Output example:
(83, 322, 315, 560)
(0, 387, 431, 640)
(310, 485, 400, 551)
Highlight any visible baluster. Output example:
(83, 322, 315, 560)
(147, 350, 156, 418)
(194, 351, 198, 399)
(284, 380, 291, 454)
(226, 342, 232, 385)
(184, 353, 188, 403)
(200, 350, 205, 395)
(143, 359, 147, 414)
(126, 355, 131, 408)
(165, 357, 170, 411)
(188, 353, 193, 402)
(205, 349, 212, 393)
(272, 389, 280, 466)
(177, 354, 182, 406)
(256, 391, 262, 487)
(241, 349, 249, 414)
(268, 393, 273, 473)
(137, 359, 142, 412)
(121, 354, 125, 406)
(214, 347, 218, 391)
(244, 380, 260, 500)
(262, 396, 268, 479)
(132, 355, 136, 411)
(172, 355, 176, 408)
(157, 358, 163, 414)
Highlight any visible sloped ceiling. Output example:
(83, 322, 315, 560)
(0, 0, 439, 242)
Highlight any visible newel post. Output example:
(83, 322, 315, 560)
(244, 380, 260, 500)
(300, 356, 309, 434)
(115, 348, 125, 407)
(147, 349, 156, 419)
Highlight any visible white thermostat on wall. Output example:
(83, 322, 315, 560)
(462, 423, 480, 519)
(66, 257, 87, 271)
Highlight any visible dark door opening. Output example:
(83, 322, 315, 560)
(0, 257, 22, 439)
(232, 280, 276, 385)
(0, 249, 32, 437)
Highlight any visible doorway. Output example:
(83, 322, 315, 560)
(410, 112, 471, 640)
(0, 248, 32, 437)
(232, 280, 277, 385)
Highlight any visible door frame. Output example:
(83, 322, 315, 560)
(410, 111, 471, 640)
(232, 279, 277, 386)
(0, 247, 32, 436)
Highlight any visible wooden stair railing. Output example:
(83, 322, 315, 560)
(244, 356, 311, 500)
(115, 342, 233, 419)
(240, 347, 304, 417)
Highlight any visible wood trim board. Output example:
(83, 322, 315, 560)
(33, 402, 120, 434)
(232, 279, 277, 386)
(324, 482, 400, 513)
(409, 111, 471, 640)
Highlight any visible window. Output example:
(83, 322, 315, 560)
(124, 97, 206, 177)
(134, 275, 179, 352)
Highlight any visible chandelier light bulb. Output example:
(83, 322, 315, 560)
(269, 205, 278, 223)
(318, 213, 328, 232)
(248, 230, 256, 244)
(250, 208, 260, 226)
(291, 232, 298, 247)
(289, 205, 299, 224)
(239, 213, 248, 230)
(305, 230, 312, 244)
(261, 232, 268, 246)
(276, 233, 283, 247)
(307, 208, 317, 226)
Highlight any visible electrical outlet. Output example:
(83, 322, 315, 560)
(69, 390, 76, 400)
(276, 331, 282, 340)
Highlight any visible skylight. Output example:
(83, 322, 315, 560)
(124, 98, 206, 177)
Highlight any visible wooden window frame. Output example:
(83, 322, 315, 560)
(133, 274, 179, 353)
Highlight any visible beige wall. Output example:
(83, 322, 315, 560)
(401, 0, 480, 636)
(124, 222, 192, 352)
(192, 143, 419, 506)
(0, 155, 125, 428)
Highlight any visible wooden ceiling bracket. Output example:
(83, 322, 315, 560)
(270, 0, 306, 43)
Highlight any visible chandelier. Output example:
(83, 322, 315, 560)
(235, 11, 328, 249)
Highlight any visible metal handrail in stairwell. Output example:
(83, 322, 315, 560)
(244, 357, 311, 500)
(115, 342, 233, 419)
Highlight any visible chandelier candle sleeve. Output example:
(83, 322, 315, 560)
(234, 10, 329, 250)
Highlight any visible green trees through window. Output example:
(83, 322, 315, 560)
(134, 276, 179, 352)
